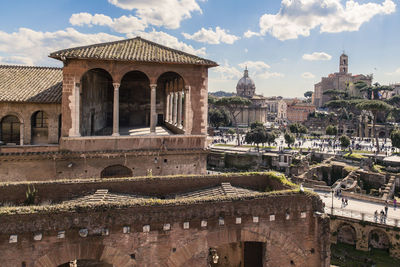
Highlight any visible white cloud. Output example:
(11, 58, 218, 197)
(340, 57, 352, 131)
(0, 27, 122, 65)
(302, 72, 315, 79)
(108, 0, 202, 29)
(70, 13, 147, 33)
(0, 55, 34, 65)
(386, 68, 400, 76)
(182, 27, 239, 44)
(238, 60, 284, 79)
(127, 29, 206, 56)
(212, 63, 242, 80)
(244, 48, 248, 53)
(302, 52, 332, 61)
(243, 30, 261, 38)
(248, 0, 396, 41)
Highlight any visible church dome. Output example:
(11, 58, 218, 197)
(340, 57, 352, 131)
(236, 68, 255, 97)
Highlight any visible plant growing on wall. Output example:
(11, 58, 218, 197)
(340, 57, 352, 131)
(24, 185, 37, 205)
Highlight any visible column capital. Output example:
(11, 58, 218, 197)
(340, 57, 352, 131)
(184, 85, 191, 92)
(150, 84, 157, 90)
(112, 83, 120, 90)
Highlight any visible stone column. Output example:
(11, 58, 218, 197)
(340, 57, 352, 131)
(112, 83, 120, 136)
(73, 82, 81, 137)
(173, 92, 178, 125)
(165, 87, 170, 124)
(169, 92, 173, 122)
(177, 91, 183, 128)
(184, 85, 191, 133)
(20, 122, 24, 146)
(150, 84, 157, 133)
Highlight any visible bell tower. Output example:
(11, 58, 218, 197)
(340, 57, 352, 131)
(339, 52, 348, 74)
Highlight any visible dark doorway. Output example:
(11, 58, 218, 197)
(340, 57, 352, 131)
(157, 114, 164, 126)
(244, 242, 263, 267)
(31, 111, 48, 144)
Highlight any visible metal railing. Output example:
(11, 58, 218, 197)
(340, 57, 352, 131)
(325, 207, 399, 227)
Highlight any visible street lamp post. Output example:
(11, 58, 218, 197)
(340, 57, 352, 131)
(331, 189, 334, 215)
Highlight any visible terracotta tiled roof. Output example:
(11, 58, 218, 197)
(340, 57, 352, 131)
(0, 65, 62, 103)
(49, 36, 218, 66)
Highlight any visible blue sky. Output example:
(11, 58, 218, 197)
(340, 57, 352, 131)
(0, 0, 399, 97)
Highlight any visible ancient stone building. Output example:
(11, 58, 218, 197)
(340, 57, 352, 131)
(0, 37, 217, 181)
(0, 172, 331, 267)
(312, 53, 372, 108)
(235, 68, 268, 125)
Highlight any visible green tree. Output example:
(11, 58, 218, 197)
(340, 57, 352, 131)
(326, 125, 338, 136)
(209, 108, 230, 129)
(339, 135, 350, 150)
(250, 121, 264, 130)
(356, 100, 393, 153)
(216, 96, 252, 146)
(391, 129, 400, 150)
(284, 132, 295, 148)
(265, 132, 276, 147)
(289, 123, 307, 135)
(245, 126, 266, 151)
(304, 91, 313, 102)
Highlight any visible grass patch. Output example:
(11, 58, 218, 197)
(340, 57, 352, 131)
(331, 243, 400, 267)
(343, 152, 367, 160)
(371, 164, 385, 173)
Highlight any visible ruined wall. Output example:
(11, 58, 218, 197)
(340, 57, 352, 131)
(0, 150, 207, 182)
(0, 194, 330, 267)
(0, 172, 289, 204)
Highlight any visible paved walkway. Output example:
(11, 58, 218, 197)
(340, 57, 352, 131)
(315, 190, 400, 225)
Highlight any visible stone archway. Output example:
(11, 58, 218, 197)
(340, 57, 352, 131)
(1, 114, 22, 145)
(34, 243, 135, 267)
(369, 229, 390, 250)
(337, 223, 357, 245)
(101, 164, 133, 178)
(166, 226, 311, 267)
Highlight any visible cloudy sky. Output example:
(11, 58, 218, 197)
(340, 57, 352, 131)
(0, 0, 399, 97)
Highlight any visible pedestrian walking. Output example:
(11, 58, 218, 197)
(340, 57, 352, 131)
(374, 210, 378, 223)
(385, 203, 389, 216)
(394, 199, 397, 210)
(380, 210, 385, 223)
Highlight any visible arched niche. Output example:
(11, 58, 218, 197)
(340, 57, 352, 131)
(101, 164, 133, 178)
(119, 70, 151, 134)
(1, 115, 21, 145)
(80, 68, 114, 136)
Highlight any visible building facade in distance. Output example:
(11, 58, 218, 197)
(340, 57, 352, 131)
(235, 68, 268, 125)
(312, 53, 372, 108)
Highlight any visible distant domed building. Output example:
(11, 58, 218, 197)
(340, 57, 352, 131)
(235, 68, 268, 125)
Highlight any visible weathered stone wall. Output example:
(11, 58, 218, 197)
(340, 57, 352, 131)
(0, 102, 61, 144)
(331, 216, 400, 259)
(0, 193, 330, 267)
(0, 173, 289, 204)
(0, 149, 207, 182)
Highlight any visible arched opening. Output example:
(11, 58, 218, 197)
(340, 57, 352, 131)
(119, 71, 151, 135)
(157, 72, 185, 131)
(337, 224, 357, 246)
(368, 229, 390, 250)
(0, 115, 21, 145)
(58, 259, 112, 267)
(31, 111, 48, 144)
(80, 68, 113, 136)
(101, 164, 133, 178)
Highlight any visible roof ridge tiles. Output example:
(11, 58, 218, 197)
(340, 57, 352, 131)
(0, 65, 62, 70)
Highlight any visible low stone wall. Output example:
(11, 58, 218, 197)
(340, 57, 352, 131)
(60, 134, 206, 152)
(0, 149, 208, 182)
(0, 172, 290, 205)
